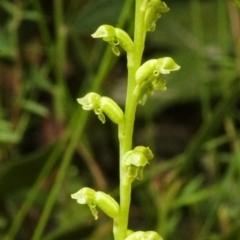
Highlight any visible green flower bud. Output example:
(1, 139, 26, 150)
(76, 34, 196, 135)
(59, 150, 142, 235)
(71, 188, 120, 220)
(136, 57, 180, 83)
(71, 187, 99, 219)
(144, 0, 169, 32)
(115, 28, 134, 53)
(124, 152, 148, 180)
(77, 92, 105, 123)
(100, 97, 124, 124)
(91, 25, 134, 56)
(95, 191, 119, 218)
(134, 57, 180, 105)
(77, 93, 124, 125)
(123, 147, 153, 181)
(125, 231, 163, 240)
(136, 59, 157, 84)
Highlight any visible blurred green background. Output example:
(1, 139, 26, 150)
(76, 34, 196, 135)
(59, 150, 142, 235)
(0, 0, 240, 239)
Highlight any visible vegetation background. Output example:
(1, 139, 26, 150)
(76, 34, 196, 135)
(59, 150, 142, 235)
(0, 0, 240, 239)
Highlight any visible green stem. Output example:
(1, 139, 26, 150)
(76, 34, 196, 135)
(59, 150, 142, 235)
(33, 0, 52, 52)
(5, 137, 66, 240)
(53, 0, 68, 122)
(190, 0, 211, 121)
(116, 1, 146, 239)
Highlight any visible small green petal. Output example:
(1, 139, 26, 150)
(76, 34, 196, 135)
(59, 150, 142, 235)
(77, 92, 101, 110)
(71, 187, 96, 204)
(153, 78, 167, 91)
(124, 151, 149, 167)
(158, 1, 170, 12)
(134, 146, 154, 160)
(126, 165, 139, 179)
(134, 80, 154, 105)
(136, 167, 144, 180)
(111, 45, 120, 56)
(88, 202, 98, 220)
(157, 57, 180, 74)
(97, 113, 106, 124)
(91, 25, 115, 40)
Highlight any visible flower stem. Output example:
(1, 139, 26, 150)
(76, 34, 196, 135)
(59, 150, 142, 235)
(116, 1, 146, 239)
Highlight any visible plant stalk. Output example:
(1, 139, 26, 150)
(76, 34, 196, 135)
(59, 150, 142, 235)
(116, 0, 146, 239)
